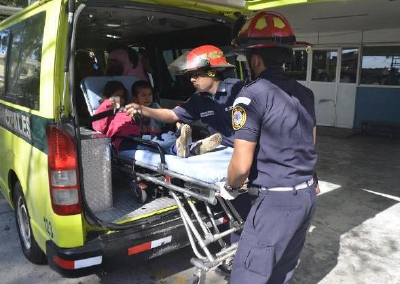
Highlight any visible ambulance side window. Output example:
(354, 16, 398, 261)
(0, 30, 9, 98)
(2, 12, 45, 110)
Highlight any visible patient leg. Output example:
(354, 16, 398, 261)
(173, 124, 222, 157)
(190, 133, 222, 155)
(175, 124, 192, 158)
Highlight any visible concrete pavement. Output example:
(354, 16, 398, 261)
(1, 127, 399, 283)
(291, 128, 400, 284)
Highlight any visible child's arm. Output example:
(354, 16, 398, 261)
(92, 100, 114, 133)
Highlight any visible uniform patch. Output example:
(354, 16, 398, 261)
(232, 106, 246, 130)
(200, 110, 214, 117)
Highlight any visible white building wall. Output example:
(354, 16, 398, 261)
(362, 28, 400, 43)
(294, 28, 400, 129)
(297, 28, 400, 45)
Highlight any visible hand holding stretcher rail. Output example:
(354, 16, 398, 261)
(215, 182, 248, 200)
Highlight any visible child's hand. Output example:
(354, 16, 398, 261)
(109, 96, 120, 108)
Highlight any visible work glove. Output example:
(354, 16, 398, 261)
(215, 182, 239, 200)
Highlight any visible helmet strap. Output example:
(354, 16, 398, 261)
(245, 50, 255, 82)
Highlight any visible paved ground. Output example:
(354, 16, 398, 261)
(1, 127, 399, 284)
(292, 128, 400, 284)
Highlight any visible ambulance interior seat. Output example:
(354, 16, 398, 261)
(80, 75, 141, 116)
(79, 75, 152, 185)
(79, 75, 142, 150)
(79, 75, 169, 160)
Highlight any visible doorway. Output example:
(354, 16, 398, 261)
(295, 47, 359, 128)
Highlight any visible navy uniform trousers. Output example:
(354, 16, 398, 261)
(229, 193, 253, 244)
(230, 184, 317, 284)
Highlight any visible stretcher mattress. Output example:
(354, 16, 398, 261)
(117, 146, 233, 184)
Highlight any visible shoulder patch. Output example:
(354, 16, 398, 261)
(232, 106, 246, 131)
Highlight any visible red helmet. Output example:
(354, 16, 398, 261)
(168, 45, 235, 74)
(232, 11, 304, 49)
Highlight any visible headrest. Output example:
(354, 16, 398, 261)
(80, 75, 140, 115)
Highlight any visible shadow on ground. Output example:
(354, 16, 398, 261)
(292, 129, 400, 284)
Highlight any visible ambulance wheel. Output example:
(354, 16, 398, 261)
(13, 181, 46, 264)
(132, 183, 147, 204)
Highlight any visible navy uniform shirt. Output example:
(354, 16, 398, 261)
(173, 78, 244, 147)
(232, 68, 317, 188)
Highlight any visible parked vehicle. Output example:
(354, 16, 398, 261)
(0, 0, 246, 278)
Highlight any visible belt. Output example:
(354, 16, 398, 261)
(250, 178, 314, 194)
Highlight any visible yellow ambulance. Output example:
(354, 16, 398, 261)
(0, 0, 247, 277)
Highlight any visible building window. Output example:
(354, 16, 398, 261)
(340, 48, 358, 83)
(311, 50, 337, 82)
(285, 49, 308, 81)
(361, 46, 400, 86)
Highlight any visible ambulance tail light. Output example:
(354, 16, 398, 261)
(46, 125, 81, 215)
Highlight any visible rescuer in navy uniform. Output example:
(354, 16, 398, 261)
(125, 45, 244, 153)
(125, 45, 252, 247)
(221, 11, 319, 284)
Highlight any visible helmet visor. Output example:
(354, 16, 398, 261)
(168, 51, 210, 75)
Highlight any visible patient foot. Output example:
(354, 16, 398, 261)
(191, 133, 222, 155)
(176, 124, 192, 158)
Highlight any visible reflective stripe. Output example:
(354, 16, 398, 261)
(75, 256, 102, 269)
(215, 217, 229, 225)
(151, 236, 172, 248)
(128, 242, 151, 255)
(128, 236, 172, 256)
(53, 255, 102, 270)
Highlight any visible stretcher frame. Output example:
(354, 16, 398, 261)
(81, 78, 243, 281)
(113, 136, 244, 284)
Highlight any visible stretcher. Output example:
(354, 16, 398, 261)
(80, 76, 244, 283)
(113, 137, 244, 284)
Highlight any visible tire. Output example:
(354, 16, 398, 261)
(13, 181, 46, 264)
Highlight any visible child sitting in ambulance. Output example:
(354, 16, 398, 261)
(92, 80, 175, 153)
(131, 80, 165, 135)
(92, 80, 141, 151)
(93, 80, 221, 157)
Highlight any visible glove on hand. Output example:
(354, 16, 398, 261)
(215, 182, 239, 200)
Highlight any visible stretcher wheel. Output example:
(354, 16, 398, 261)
(135, 188, 147, 204)
(190, 269, 206, 284)
(131, 182, 148, 204)
(189, 275, 200, 284)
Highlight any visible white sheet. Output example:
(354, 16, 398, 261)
(117, 146, 233, 184)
